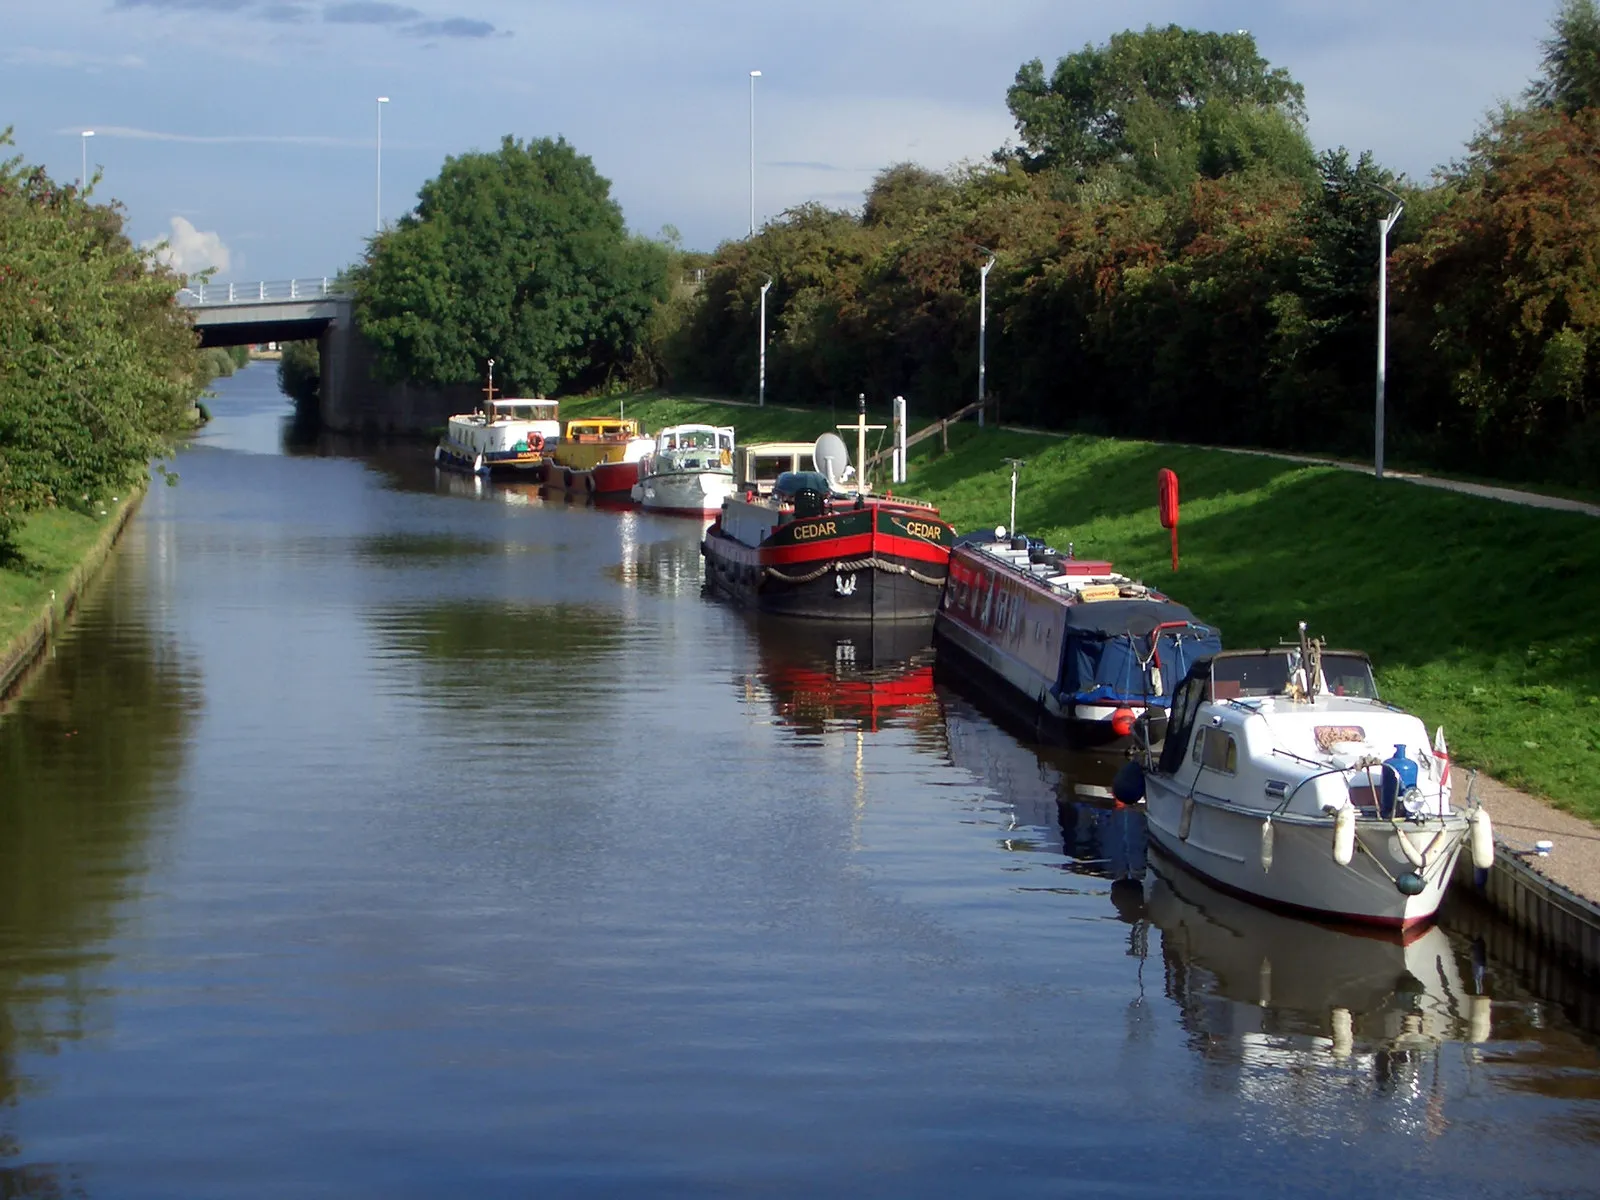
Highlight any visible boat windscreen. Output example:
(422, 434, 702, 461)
(1323, 653, 1379, 698)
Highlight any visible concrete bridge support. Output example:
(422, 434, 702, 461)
(316, 309, 478, 435)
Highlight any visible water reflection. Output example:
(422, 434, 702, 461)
(943, 697, 1146, 882)
(736, 616, 943, 738)
(0, 525, 199, 1181)
(1143, 846, 1493, 1133)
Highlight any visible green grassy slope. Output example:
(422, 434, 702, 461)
(566, 394, 1600, 819)
(0, 503, 126, 659)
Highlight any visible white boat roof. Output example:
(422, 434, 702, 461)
(659, 423, 732, 435)
(490, 397, 557, 411)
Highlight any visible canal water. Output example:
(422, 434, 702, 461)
(2, 363, 1597, 1197)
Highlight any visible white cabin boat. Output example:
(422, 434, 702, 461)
(1123, 627, 1492, 930)
(436, 398, 560, 476)
(631, 423, 736, 515)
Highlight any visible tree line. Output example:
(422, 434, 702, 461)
(0, 129, 207, 560)
(661, 2, 1600, 487)
(350, 4, 1597, 490)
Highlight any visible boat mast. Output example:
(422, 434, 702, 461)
(483, 358, 497, 416)
(836, 394, 885, 494)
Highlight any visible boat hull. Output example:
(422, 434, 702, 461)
(542, 458, 642, 497)
(702, 505, 951, 622)
(1143, 774, 1468, 929)
(636, 469, 735, 516)
(934, 613, 1149, 746)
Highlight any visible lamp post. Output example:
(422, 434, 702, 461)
(80, 129, 94, 191)
(1373, 182, 1404, 479)
(758, 277, 773, 407)
(977, 247, 996, 429)
(748, 70, 761, 236)
(375, 96, 389, 232)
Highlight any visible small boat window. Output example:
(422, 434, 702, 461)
(1197, 727, 1237, 774)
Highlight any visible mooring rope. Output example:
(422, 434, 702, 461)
(761, 556, 944, 587)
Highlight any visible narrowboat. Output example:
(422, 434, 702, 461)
(933, 527, 1220, 747)
(541, 417, 653, 497)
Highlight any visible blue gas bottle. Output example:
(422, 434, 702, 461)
(1380, 744, 1418, 818)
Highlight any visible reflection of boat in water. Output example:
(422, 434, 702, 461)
(740, 617, 941, 735)
(942, 696, 1146, 880)
(1143, 843, 1491, 1076)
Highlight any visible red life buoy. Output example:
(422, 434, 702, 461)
(1157, 468, 1180, 571)
(526, 432, 544, 452)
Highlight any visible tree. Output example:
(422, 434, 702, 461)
(1529, 0, 1600, 114)
(1401, 108, 1600, 482)
(1005, 26, 1308, 186)
(353, 136, 670, 396)
(0, 129, 201, 555)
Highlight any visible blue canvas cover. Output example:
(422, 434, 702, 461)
(1050, 601, 1222, 708)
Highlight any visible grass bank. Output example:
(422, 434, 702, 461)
(0, 491, 144, 696)
(566, 393, 1600, 821)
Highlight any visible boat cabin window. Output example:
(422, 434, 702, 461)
(1193, 726, 1237, 774)
(746, 453, 802, 484)
(1210, 652, 1293, 699)
(1323, 653, 1379, 698)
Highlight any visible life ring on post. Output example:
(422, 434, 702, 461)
(526, 432, 544, 453)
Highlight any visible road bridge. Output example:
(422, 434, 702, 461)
(180, 279, 349, 349)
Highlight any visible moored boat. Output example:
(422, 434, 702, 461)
(631, 424, 736, 515)
(701, 416, 954, 621)
(541, 416, 653, 497)
(934, 527, 1220, 747)
(435, 396, 560, 476)
(1123, 625, 1493, 930)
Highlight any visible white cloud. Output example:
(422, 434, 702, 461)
(145, 216, 232, 275)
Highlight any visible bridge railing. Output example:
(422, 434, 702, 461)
(178, 278, 349, 306)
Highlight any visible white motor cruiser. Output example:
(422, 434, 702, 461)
(1122, 625, 1493, 930)
(631, 423, 736, 515)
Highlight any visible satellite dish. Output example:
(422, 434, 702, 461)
(812, 433, 851, 488)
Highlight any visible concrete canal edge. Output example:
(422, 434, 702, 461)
(1453, 846, 1600, 979)
(0, 486, 146, 704)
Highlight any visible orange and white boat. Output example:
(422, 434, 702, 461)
(540, 416, 653, 498)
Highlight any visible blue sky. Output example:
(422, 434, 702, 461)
(1, 0, 1559, 281)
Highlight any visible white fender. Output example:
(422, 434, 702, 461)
(1470, 808, 1495, 870)
(433, 444, 442, 464)
(473, 453, 484, 475)
(1258, 957, 1272, 1007)
(1179, 795, 1194, 840)
(1395, 828, 1425, 869)
(1333, 806, 1355, 867)
(1416, 829, 1445, 869)
(1259, 819, 1275, 874)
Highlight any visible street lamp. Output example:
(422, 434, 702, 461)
(375, 96, 389, 232)
(748, 70, 761, 236)
(80, 129, 94, 191)
(1373, 183, 1404, 479)
(977, 247, 996, 429)
(759, 277, 773, 407)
